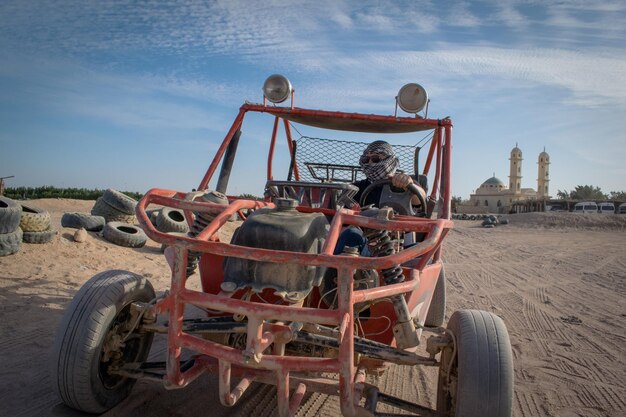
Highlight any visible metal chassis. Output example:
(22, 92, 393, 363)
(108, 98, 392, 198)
(134, 103, 454, 417)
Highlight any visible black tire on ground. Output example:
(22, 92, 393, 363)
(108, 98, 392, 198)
(146, 209, 160, 227)
(62, 212, 106, 231)
(102, 189, 137, 215)
(19, 202, 51, 232)
(51, 270, 155, 414)
(22, 227, 57, 244)
(0, 227, 22, 256)
(156, 207, 189, 233)
(0, 196, 22, 234)
(437, 309, 514, 417)
(424, 264, 446, 327)
(103, 222, 147, 248)
(92, 198, 136, 224)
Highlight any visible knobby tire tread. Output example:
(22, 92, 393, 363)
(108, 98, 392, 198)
(19, 202, 51, 232)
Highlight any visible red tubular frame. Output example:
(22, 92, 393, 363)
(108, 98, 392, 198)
(136, 103, 454, 417)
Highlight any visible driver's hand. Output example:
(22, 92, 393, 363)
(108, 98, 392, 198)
(391, 173, 413, 189)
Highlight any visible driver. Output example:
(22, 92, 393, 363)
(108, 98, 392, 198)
(354, 140, 426, 207)
(334, 140, 426, 254)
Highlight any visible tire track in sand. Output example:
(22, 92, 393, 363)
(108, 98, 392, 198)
(515, 390, 548, 417)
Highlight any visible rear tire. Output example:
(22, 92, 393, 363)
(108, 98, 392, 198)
(437, 309, 513, 417)
(51, 270, 155, 413)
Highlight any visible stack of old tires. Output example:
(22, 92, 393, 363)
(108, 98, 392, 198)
(19, 202, 56, 244)
(93, 189, 147, 249)
(62, 189, 148, 249)
(0, 196, 23, 256)
(91, 189, 137, 223)
(0, 197, 56, 256)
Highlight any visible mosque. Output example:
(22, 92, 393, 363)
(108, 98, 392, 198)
(469, 145, 550, 213)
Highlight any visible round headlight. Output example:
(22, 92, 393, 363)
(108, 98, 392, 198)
(396, 83, 428, 114)
(263, 74, 293, 104)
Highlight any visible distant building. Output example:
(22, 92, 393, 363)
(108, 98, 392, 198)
(469, 145, 550, 213)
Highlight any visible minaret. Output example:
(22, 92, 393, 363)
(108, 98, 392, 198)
(509, 143, 522, 195)
(537, 147, 550, 198)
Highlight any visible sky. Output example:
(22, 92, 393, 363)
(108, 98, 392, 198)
(1, 0, 625, 199)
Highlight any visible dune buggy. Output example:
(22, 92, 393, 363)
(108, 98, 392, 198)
(52, 76, 513, 416)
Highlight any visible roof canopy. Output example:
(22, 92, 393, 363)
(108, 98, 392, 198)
(242, 103, 446, 134)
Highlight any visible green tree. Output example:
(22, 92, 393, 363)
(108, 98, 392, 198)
(569, 185, 606, 200)
(556, 189, 570, 199)
(239, 193, 262, 200)
(608, 191, 626, 200)
(4, 186, 142, 201)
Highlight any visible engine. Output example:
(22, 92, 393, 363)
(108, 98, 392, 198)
(222, 198, 329, 302)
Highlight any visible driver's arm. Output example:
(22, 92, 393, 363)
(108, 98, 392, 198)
(391, 173, 426, 206)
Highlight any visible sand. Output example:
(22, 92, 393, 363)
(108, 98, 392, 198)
(1, 199, 624, 417)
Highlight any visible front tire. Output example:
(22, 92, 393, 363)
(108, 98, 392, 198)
(51, 270, 155, 413)
(437, 309, 513, 417)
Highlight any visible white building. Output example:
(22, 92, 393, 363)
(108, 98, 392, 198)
(469, 145, 550, 213)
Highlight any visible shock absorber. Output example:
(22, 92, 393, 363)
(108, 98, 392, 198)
(185, 190, 230, 277)
(365, 229, 404, 285)
(364, 208, 420, 349)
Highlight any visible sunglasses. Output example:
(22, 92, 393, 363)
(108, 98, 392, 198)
(360, 154, 388, 164)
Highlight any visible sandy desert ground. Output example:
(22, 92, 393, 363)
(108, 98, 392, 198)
(1, 198, 625, 417)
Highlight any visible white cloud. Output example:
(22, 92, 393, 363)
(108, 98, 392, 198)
(355, 12, 395, 31)
(448, 3, 482, 28)
(494, 0, 529, 30)
(294, 47, 626, 110)
(2, 2, 626, 124)
(330, 10, 354, 29)
(543, 0, 626, 14)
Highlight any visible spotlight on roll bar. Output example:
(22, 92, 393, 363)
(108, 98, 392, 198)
(263, 74, 293, 105)
(396, 83, 428, 115)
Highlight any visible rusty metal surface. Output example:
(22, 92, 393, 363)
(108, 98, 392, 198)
(244, 103, 445, 133)
(130, 102, 454, 417)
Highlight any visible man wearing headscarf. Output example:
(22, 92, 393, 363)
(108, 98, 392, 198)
(353, 140, 425, 206)
(334, 140, 426, 254)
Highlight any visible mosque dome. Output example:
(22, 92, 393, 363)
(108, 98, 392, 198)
(479, 176, 506, 190)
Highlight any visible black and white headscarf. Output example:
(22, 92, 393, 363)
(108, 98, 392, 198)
(359, 140, 400, 181)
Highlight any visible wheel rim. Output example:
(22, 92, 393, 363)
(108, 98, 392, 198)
(99, 303, 151, 390)
(438, 344, 458, 416)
